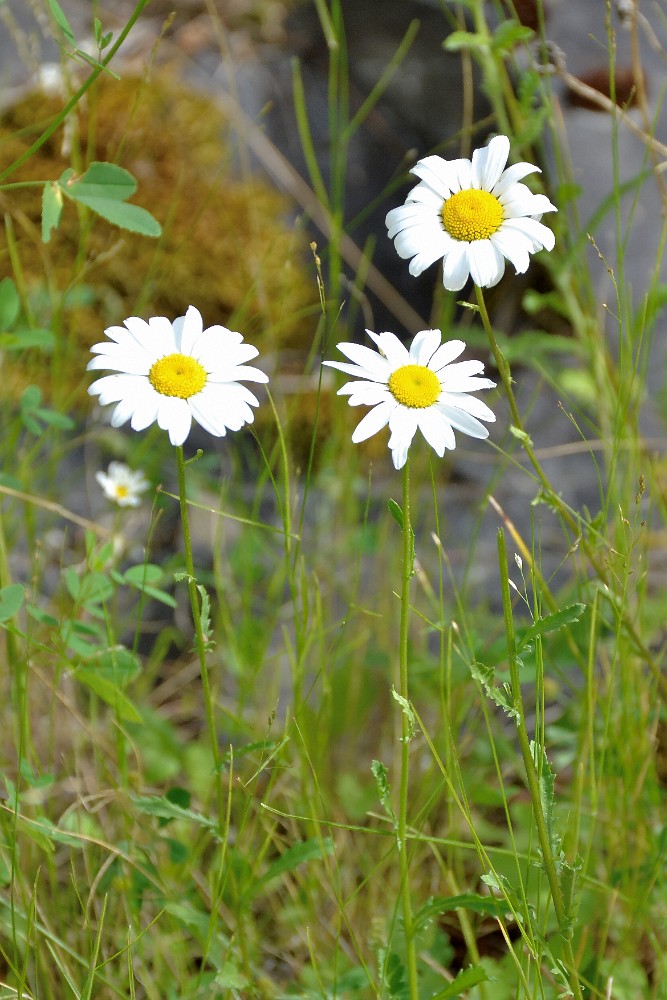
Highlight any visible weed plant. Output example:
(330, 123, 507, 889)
(0, 0, 665, 998)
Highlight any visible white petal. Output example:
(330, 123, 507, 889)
(210, 364, 269, 385)
(492, 161, 541, 199)
(333, 342, 393, 380)
(467, 241, 505, 288)
(127, 388, 161, 431)
(366, 330, 411, 367)
(342, 384, 393, 406)
(409, 155, 457, 199)
(388, 408, 419, 467)
(176, 305, 204, 355)
(442, 242, 471, 291)
(410, 329, 442, 366)
(87, 348, 152, 375)
(489, 227, 530, 274)
(429, 340, 466, 371)
(502, 217, 555, 252)
(500, 186, 557, 218)
(441, 392, 496, 422)
(471, 135, 510, 190)
(351, 400, 394, 443)
(439, 404, 491, 439)
(155, 397, 191, 445)
(417, 408, 456, 455)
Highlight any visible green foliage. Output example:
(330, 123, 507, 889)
(55, 161, 162, 238)
(0, 0, 666, 997)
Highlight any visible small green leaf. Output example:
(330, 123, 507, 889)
(130, 794, 217, 831)
(248, 837, 334, 898)
(491, 19, 534, 55)
(0, 327, 55, 352)
(469, 660, 519, 721)
(430, 965, 490, 999)
(42, 181, 63, 243)
(391, 686, 415, 742)
(0, 277, 20, 328)
(444, 29, 487, 52)
(414, 893, 515, 932)
(0, 584, 25, 622)
(532, 742, 559, 857)
(75, 667, 143, 723)
(387, 498, 403, 529)
(47, 0, 76, 46)
(518, 603, 586, 649)
(59, 162, 162, 237)
(371, 759, 396, 827)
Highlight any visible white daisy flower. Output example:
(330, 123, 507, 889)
(385, 134, 557, 292)
(324, 328, 496, 470)
(95, 462, 150, 508)
(87, 306, 269, 447)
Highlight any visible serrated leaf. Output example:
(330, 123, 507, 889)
(531, 741, 559, 856)
(0, 584, 25, 622)
(391, 686, 415, 741)
(0, 277, 20, 328)
(130, 794, 218, 831)
(469, 661, 519, 721)
(371, 759, 396, 826)
(414, 893, 515, 932)
(518, 603, 586, 649)
(42, 181, 63, 243)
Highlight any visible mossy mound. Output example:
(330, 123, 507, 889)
(0, 69, 319, 405)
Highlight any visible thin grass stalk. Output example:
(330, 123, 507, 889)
(497, 528, 583, 999)
(397, 458, 418, 999)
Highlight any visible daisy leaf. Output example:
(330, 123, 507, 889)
(58, 162, 162, 237)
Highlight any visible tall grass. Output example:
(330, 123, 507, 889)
(0, 0, 665, 997)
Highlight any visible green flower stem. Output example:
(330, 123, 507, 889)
(475, 283, 667, 703)
(175, 446, 222, 795)
(497, 529, 583, 999)
(397, 458, 419, 1000)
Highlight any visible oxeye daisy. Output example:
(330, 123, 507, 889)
(385, 134, 557, 292)
(87, 305, 269, 447)
(95, 461, 149, 508)
(324, 328, 496, 469)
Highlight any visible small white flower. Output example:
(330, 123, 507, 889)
(87, 306, 269, 447)
(324, 328, 496, 469)
(386, 135, 557, 291)
(95, 462, 150, 508)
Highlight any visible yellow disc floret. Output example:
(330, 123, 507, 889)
(149, 353, 207, 399)
(441, 188, 503, 242)
(388, 364, 441, 408)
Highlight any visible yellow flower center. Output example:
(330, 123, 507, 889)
(441, 188, 503, 242)
(388, 364, 441, 408)
(115, 485, 129, 499)
(148, 353, 207, 399)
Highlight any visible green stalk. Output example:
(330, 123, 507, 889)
(475, 283, 667, 703)
(175, 446, 221, 789)
(397, 458, 419, 1000)
(497, 528, 583, 999)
